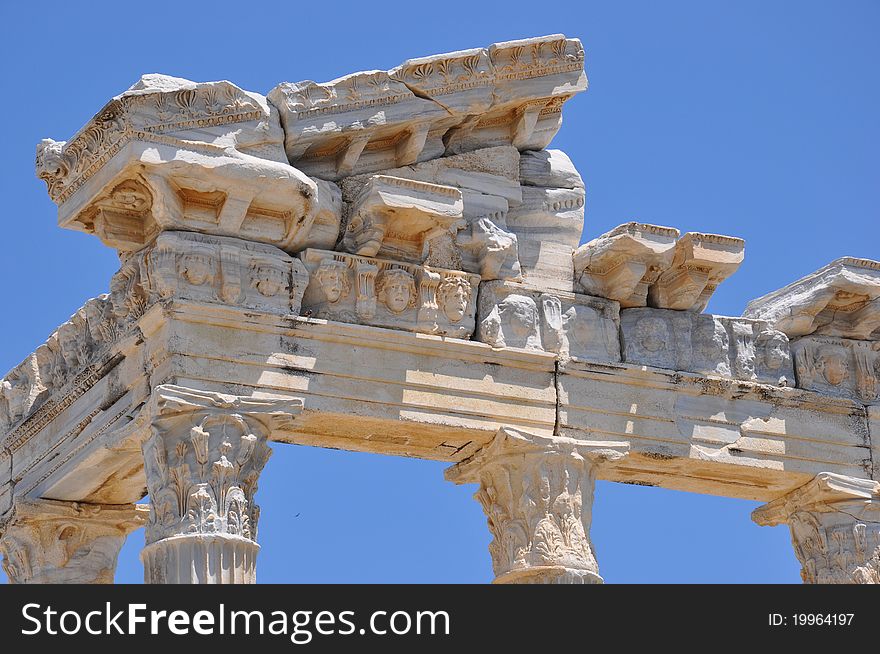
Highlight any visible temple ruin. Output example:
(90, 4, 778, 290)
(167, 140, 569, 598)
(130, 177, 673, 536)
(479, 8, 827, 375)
(1, 34, 878, 584)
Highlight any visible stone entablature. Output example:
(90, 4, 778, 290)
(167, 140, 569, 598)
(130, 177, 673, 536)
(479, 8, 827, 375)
(476, 280, 620, 363)
(744, 256, 880, 340)
(3, 33, 879, 584)
(267, 35, 587, 180)
(35, 75, 343, 254)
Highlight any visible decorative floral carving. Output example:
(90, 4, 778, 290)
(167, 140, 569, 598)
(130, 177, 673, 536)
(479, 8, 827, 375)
(789, 508, 880, 584)
(446, 428, 619, 584)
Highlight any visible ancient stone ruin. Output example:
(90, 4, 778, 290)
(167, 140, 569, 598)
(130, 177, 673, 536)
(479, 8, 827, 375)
(2, 34, 879, 584)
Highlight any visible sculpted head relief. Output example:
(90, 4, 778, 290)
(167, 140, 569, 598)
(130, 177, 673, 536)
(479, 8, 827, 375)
(314, 259, 351, 304)
(179, 253, 212, 286)
(635, 316, 668, 353)
(377, 268, 417, 314)
(499, 295, 539, 341)
(438, 277, 472, 323)
(757, 331, 790, 371)
(251, 263, 287, 298)
(818, 345, 849, 386)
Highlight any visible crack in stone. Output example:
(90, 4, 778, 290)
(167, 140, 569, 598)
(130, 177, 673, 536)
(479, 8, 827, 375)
(397, 81, 455, 116)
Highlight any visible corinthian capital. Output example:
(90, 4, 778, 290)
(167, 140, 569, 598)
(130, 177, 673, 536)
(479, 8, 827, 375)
(140, 385, 302, 583)
(446, 427, 625, 584)
(0, 498, 146, 584)
(752, 473, 880, 584)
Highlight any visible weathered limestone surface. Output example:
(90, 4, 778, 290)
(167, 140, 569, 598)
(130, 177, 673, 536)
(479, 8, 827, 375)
(620, 308, 794, 385)
(268, 35, 587, 181)
(476, 280, 620, 363)
(340, 146, 523, 282)
(574, 223, 743, 311)
(744, 257, 880, 340)
(5, 33, 879, 584)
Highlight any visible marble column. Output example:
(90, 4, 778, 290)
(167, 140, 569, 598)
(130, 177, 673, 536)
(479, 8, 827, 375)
(0, 498, 146, 584)
(140, 384, 302, 584)
(752, 472, 880, 584)
(446, 427, 623, 584)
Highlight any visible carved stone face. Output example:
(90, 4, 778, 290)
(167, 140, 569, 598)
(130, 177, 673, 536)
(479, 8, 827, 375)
(819, 347, 849, 386)
(379, 270, 416, 314)
(499, 295, 537, 339)
(636, 317, 668, 353)
(35, 138, 68, 182)
(315, 263, 349, 304)
(439, 279, 470, 322)
(763, 336, 788, 370)
(180, 254, 212, 286)
(253, 265, 286, 297)
(566, 306, 596, 348)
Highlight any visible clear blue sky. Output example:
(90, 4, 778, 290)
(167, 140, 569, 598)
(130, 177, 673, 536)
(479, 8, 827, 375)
(1, 1, 877, 583)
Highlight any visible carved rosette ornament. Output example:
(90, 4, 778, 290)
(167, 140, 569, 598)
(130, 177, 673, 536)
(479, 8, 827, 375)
(140, 385, 302, 584)
(0, 499, 146, 584)
(446, 428, 625, 584)
(752, 473, 880, 584)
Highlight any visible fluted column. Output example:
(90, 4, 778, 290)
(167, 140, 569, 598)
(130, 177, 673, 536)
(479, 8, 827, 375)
(446, 427, 624, 584)
(0, 498, 146, 584)
(752, 473, 880, 584)
(140, 384, 302, 584)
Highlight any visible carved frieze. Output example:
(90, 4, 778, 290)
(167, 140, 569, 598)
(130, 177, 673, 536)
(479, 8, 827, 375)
(268, 35, 586, 181)
(0, 232, 309, 442)
(36, 74, 342, 254)
(744, 257, 880, 340)
(476, 281, 621, 363)
(300, 249, 480, 339)
(142, 231, 309, 316)
(620, 308, 794, 385)
(790, 335, 880, 403)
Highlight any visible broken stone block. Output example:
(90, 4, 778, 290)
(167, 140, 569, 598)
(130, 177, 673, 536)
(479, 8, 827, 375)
(300, 248, 480, 339)
(648, 232, 744, 312)
(744, 257, 880, 340)
(476, 281, 620, 363)
(141, 231, 310, 315)
(339, 147, 523, 282)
